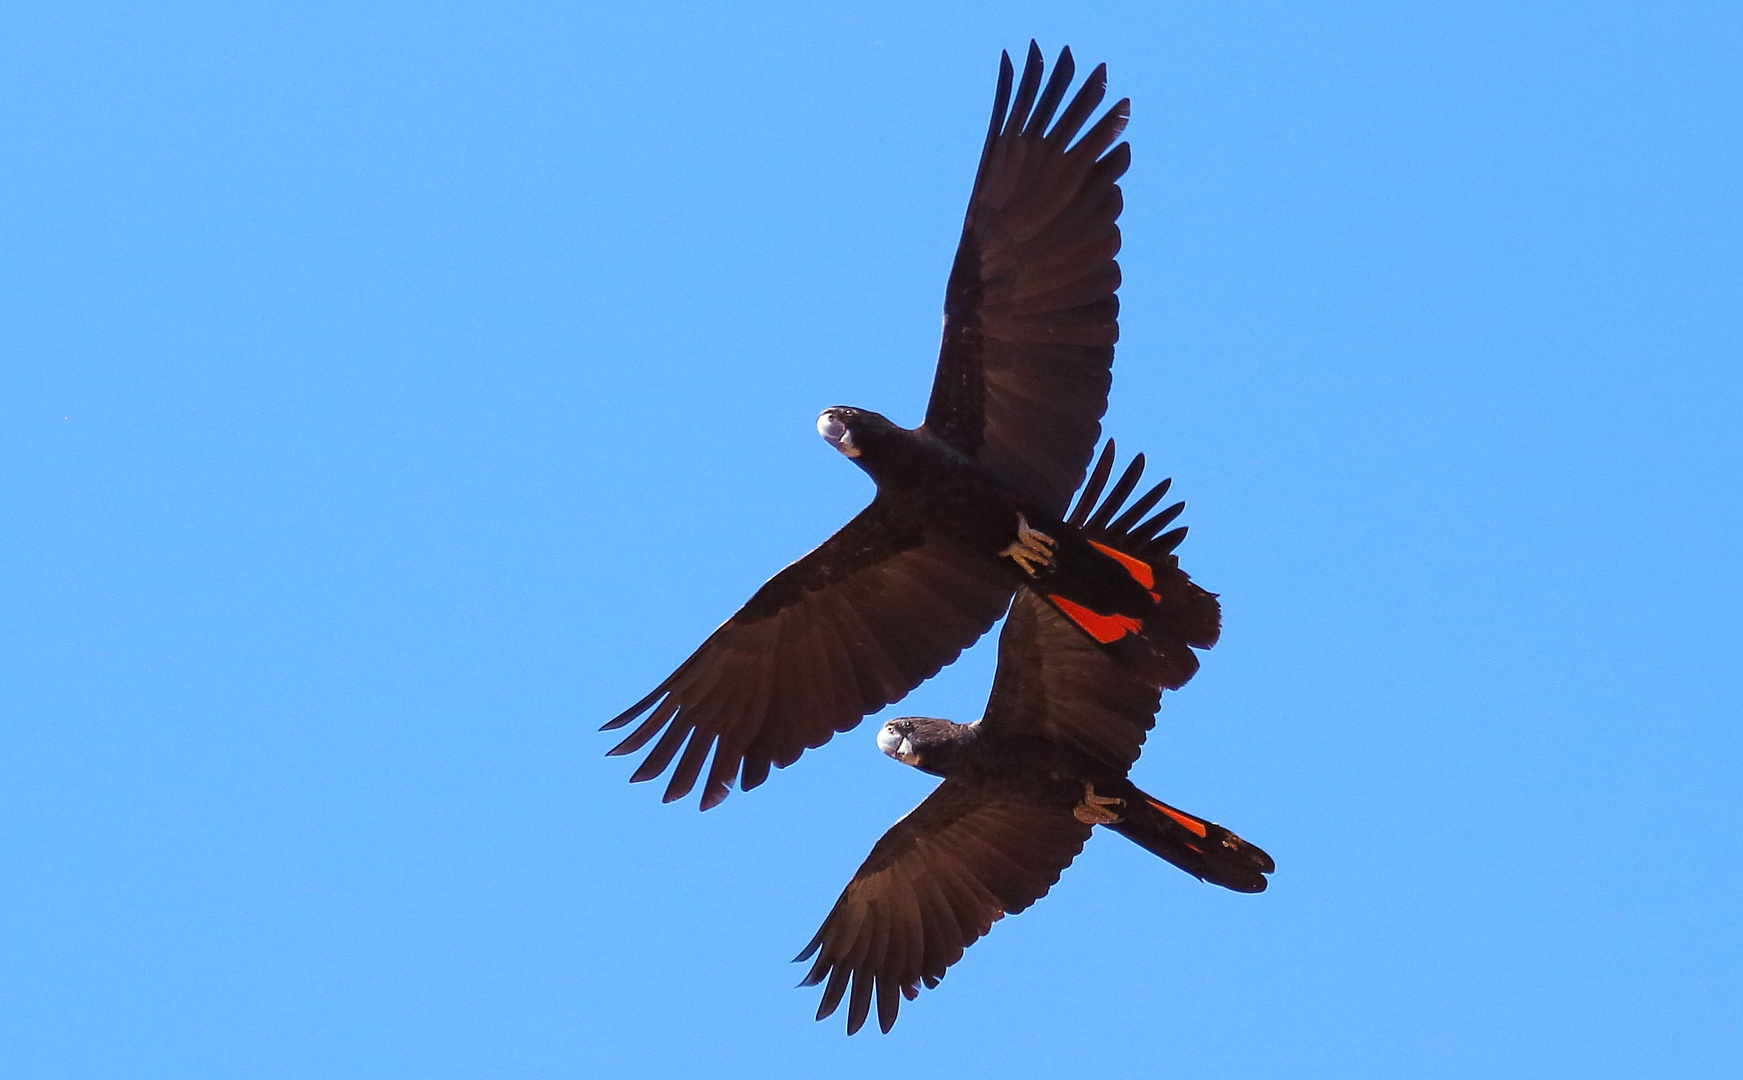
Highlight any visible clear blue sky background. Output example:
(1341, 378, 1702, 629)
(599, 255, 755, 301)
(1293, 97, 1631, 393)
(3, 3, 1738, 1077)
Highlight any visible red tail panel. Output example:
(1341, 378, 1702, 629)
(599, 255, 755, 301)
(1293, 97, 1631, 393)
(1110, 791, 1276, 892)
(1088, 539, 1156, 591)
(1148, 797, 1209, 837)
(1049, 596, 1143, 644)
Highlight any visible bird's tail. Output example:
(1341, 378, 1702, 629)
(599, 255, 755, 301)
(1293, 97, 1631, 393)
(1109, 787, 1274, 893)
(1056, 441, 1222, 688)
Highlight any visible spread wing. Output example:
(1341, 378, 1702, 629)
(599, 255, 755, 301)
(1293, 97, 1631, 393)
(922, 42, 1131, 516)
(603, 498, 1013, 809)
(795, 780, 1090, 1034)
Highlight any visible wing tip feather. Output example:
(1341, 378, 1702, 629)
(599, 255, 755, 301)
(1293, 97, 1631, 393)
(601, 684, 667, 731)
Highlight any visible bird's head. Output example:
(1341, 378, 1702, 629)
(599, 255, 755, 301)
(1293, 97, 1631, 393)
(876, 717, 967, 774)
(816, 407, 898, 462)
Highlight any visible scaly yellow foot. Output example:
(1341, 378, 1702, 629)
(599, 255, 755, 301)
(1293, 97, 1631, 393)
(997, 513, 1057, 577)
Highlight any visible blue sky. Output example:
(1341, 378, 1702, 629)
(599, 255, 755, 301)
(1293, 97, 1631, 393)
(2, 2, 1738, 1077)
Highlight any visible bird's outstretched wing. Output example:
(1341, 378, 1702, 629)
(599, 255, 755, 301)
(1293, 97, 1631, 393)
(982, 442, 1221, 767)
(923, 42, 1131, 516)
(603, 498, 1013, 809)
(796, 780, 1090, 1034)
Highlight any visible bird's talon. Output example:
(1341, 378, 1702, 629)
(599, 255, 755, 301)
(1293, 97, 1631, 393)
(999, 514, 1058, 577)
(1073, 783, 1126, 825)
(998, 543, 1044, 577)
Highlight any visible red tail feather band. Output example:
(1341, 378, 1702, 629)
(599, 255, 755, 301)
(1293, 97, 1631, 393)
(1149, 798, 1209, 837)
(1049, 596, 1142, 644)
(1089, 539, 1155, 590)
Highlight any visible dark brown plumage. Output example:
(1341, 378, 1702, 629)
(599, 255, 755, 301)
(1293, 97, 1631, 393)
(605, 44, 1184, 809)
(925, 43, 1130, 513)
(795, 448, 1271, 1035)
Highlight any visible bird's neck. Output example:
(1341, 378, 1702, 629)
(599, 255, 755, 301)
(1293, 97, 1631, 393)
(857, 425, 973, 492)
(910, 722, 984, 777)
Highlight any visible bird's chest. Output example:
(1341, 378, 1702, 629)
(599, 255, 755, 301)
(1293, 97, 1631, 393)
(882, 461, 1036, 555)
(962, 739, 1123, 805)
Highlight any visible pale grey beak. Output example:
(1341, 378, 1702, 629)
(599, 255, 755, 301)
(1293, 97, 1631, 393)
(816, 411, 857, 457)
(876, 723, 901, 755)
(876, 724, 918, 765)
